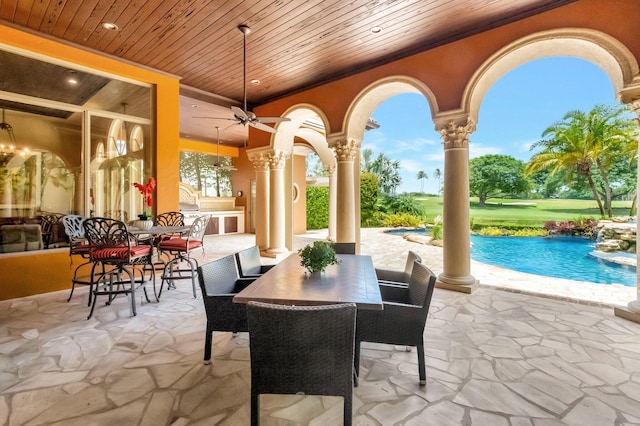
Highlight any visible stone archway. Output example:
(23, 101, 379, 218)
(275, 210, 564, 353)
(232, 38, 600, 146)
(462, 28, 639, 123)
(451, 27, 640, 301)
(248, 104, 332, 254)
(331, 75, 439, 248)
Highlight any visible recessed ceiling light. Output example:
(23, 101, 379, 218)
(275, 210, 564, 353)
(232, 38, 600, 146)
(370, 26, 383, 34)
(102, 22, 119, 31)
(250, 79, 261, 85)
(190, 104, 199, 108)
(67, 78, 78, 85)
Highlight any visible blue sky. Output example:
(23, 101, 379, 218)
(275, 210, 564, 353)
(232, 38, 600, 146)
(362, 57, 617, 194)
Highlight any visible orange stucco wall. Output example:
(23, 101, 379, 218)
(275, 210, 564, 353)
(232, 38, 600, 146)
(253, 0, 640, 144)
(231, 150, 255, 233)
(0, 24, 181, 300)
(179, 138, 239, 157)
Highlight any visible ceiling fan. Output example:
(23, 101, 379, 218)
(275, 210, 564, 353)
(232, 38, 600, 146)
(195, 24, 290, 134)
(212, 126, 237, 171)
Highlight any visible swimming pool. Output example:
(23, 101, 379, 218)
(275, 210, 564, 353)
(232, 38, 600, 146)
(386, 229, 636, 287)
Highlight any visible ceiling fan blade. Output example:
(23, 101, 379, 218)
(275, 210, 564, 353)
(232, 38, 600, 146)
(249, 121, 277, 133)
(193, 116, 237, 121)
(231, 106, 248, 121)
(257, 117, 292, 123)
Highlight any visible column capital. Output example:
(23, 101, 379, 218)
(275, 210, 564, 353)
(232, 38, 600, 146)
(437, 118, 476, 150)
(247, 152, 271, 172)
(267, 150, 288, 170)
(325, 164, 336, 176)
(328, 136, 360, 162)
(629, 99, 640, 122)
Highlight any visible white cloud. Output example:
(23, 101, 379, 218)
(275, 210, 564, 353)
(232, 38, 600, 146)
(469, 144, 502, 159)
(400, 159, 423, 172)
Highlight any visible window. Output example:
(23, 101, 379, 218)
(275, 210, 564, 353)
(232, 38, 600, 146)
(0, 48, 153, 253)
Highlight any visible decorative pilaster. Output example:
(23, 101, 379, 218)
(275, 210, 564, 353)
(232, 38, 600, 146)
(328, 136, 359, 243)
(267, 150, 289, 256)
(248, 152, 271, 251)
(436, 118, 478, 293)
(326, 164, 337, 241)
(614, 99, 640, 323)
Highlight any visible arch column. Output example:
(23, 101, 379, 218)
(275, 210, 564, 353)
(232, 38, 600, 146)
(615, 95, 640, 323)
(326, 164, 337, 240)
(328, 136, 359, 243)
(435, 118, 478, 293)
(267, 150, 289, 256)
(247, 151, 271, 251)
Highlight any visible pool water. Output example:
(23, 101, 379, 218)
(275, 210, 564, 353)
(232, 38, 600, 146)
(386, 229, 636, 287)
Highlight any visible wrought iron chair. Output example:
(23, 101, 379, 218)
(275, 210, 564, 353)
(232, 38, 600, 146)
(61, 214, 95, 305)
(375, 250, 422, 287)
(234, 245, 274, 278)
(332, 242, 356, 254)
(158, 215, 210, 298)
(197, 255, 256, 364)
(83, 217, 154, 319)
(247, 301, 357, 426)
(154, 211, 185, 227)
(355, 261, 436, 385)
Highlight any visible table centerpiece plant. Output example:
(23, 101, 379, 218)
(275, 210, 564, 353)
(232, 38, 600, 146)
(133, 177, 156, 220)
(298, 240, 340, 275)
(132, 177, 156, 229)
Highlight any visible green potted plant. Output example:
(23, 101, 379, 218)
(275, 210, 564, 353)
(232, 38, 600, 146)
(298, 240, 340, 275)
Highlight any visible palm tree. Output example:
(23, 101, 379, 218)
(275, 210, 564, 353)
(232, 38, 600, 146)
(433, 168, 442, 195)
(361, 149, 402, 195)
(526, 104, 637, 217)
(416, 171, 428, 193)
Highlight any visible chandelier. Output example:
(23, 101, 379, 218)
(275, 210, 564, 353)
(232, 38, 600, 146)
(0, 108, 29, 165)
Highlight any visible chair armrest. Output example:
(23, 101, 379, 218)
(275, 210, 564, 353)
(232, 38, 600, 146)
(235, 278, 257, 292)
(379, 283, 410, 304)
(375, 268, 407, 283)
(260, 264, 275, 273)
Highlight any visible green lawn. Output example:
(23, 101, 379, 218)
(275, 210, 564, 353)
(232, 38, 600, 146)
(415, 196, 634, 226)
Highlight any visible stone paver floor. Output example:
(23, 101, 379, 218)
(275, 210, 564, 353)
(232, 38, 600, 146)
(1, 229, 639, 425)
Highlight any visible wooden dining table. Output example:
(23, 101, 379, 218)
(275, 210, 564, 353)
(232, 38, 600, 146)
(233, 253, 383, 310)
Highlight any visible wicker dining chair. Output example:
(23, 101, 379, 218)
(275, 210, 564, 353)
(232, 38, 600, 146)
(355, 261, 436, 385)
(247, 301, 357, 426)
(375, 250, 422, 287)
(332, 242, 356, 254)
(197, 255, 256, 364)
(234, 245, 274, 278)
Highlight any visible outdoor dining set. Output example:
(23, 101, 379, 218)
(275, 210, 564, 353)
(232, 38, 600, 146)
(61, 211, 208, 319)
(60, 213, 437, 425)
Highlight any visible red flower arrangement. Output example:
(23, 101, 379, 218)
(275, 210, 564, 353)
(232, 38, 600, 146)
(133, 177, 156, 218)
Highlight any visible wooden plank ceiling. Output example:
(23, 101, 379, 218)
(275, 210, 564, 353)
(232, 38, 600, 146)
(0, 0, 576, 145)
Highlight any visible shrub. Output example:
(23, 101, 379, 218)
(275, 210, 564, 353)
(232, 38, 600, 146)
(362, 211, 388, 228)
(382, 213, 423, 228)
(431, 216, 443, 240)
(306, 186, 329, 229)
(360, 172, 379, 224)
(476, 227, 548, 237)
(511, 228, 548, 237)
(380, 193, 426, 217)
(477, 227, 505, 236)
